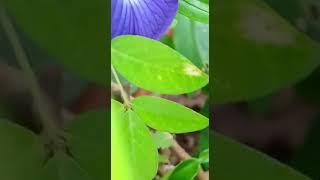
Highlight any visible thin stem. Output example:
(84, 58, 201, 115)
(0, 7, 59, 141)
(111, 65, 130, 106)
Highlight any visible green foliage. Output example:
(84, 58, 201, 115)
(3, 0, 106, 85)
(112, 35, 208, 94)
(0, 120, 44, 179)
(212, 0, 320, 103)
(174, 14, 209, 68)
(67, 111, 107, 180)
(198, 149, 209, 164)
(162, 159, 200, 180)
(178, 0, 209, 24)
(111, 99, 158, 180)
(111, 18, 209, 178)
(0, 118, 108, 179)
(132, 96, 208, 133)
(212, 132, 311, 180)
(153, 132, 174, 149)
(0, 0, 212, 179)
(44, 153, 91, 180)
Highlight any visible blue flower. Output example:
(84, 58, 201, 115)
(111, 0, 178, 39)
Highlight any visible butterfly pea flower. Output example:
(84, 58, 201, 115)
(111, 0, 178, 39)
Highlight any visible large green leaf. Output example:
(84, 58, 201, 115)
(67, 111, 107, 180)
(3, 0, 106, 84)
(111, 99, 158, 180)
(132, 96, 208, 133)
(0, 120, 45, 179)
(212, 0, 320, 103)
(112, 35, 208, 94)
(212, 132, 311, 179)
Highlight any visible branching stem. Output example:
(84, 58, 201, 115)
(0, 7, 60, 143)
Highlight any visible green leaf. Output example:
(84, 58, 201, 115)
(132, 96, 209, 133)
(112, 35, 208, 94)
(198, 149, 209, 164)
(167, 159, 200, 180)
(178, 0, 209, 24)
(153, 131, 173, 149)
(197, 128, 209, 155)
(3, 0, 106, 85)
(67, 111, 107, 180)
(44, 153, 91, 180)
(0, 119, 100, 179)
(212, 0, 320, 103)
(174, 14, 209, 68)
(193, 21, 209, 67)
(0, 120, 45, 179)
(111, 99, 158, 180)
(212, 132, 311, 180)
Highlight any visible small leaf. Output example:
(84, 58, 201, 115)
(178, 0, 209, 24)
(153, 131, 173, 149)
(197, 128, 209, 154)
(112, 35, 208, 94)
(198, 149, 209, 164)
(212, 132, 311, 180)
(67, 111, 107, 180)
(111, 99, 158, 180)
(132, 96, 209, 133)
(168, 159, 200, 180)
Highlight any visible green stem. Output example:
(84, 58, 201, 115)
(0, 7, 59, 141)
(111, 65, 130, 106)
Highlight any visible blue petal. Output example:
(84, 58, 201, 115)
(111, 0, 178, 39)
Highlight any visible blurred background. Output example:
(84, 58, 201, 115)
(212, 0, 320, 179)
(0, 19, 107, 134)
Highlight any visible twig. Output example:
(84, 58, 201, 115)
(111, 65, 130, 106)
(0, 7, 61, 145)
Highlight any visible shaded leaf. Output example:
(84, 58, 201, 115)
(3, 0, 106, 84)
(212, 132, 311, 180)
(212, 0, 320, 103)
(0, 120, 45, 179)
(178, 0, 209, 24)
(68, 111, 107, 180)
(45, 153, 91, 180)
